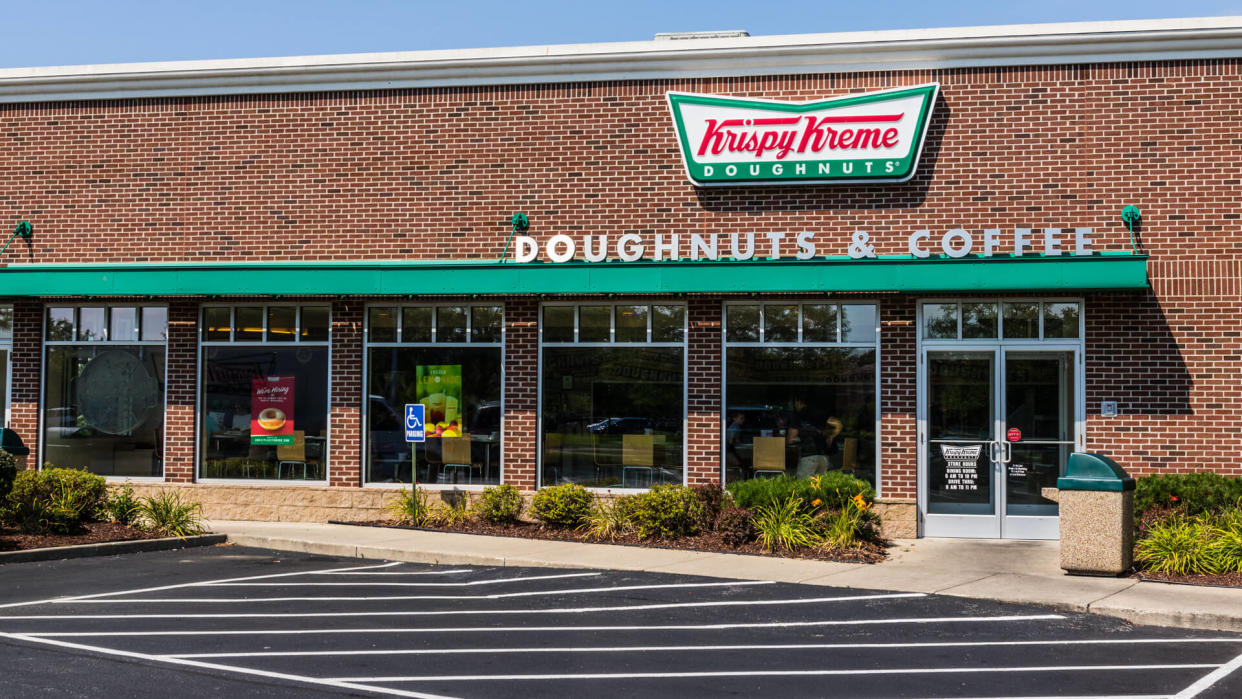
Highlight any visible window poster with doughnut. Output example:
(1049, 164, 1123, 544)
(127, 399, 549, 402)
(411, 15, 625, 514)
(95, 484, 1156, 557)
(251, 375, 295, 445)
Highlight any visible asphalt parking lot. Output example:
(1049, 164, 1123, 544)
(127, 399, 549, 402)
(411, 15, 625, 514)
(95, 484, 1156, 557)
(1, 546, 1240, 699)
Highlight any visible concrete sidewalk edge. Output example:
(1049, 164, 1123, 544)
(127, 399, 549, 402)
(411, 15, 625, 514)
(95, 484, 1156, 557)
(220, 529, 1242, 634)
(0, 533, 228, 565)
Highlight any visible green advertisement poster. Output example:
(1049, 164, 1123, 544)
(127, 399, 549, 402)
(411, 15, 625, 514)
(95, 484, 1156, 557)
(416, 364, 463, 437)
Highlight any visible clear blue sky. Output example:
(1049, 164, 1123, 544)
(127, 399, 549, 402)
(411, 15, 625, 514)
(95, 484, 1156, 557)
(1, 0, 1240, 69)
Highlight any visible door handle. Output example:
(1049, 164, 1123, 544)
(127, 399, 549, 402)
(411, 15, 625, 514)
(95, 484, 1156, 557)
(1002, 440, 1013, 464)
(990, 440, 1001, 463)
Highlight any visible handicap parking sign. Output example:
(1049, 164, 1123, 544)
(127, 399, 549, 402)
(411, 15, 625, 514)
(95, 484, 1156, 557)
(404, 404, 425, 443)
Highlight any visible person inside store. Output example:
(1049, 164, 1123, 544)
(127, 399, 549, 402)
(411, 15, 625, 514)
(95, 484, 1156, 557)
(788, 397, 845, 477)
(725, 411, 745, 473)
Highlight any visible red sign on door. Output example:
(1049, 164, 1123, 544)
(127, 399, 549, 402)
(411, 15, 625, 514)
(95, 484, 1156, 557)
(1006, 427, 1022, 442)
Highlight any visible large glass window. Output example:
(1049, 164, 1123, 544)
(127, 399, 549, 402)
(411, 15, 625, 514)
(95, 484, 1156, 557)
(724, 302, 878, 487)
(541, 303, 685, 489)
(43, 305, 167, 477)
(199, 305, 330, 481)
(365, 304, 502, 486)
(922, 300, 1081, 341)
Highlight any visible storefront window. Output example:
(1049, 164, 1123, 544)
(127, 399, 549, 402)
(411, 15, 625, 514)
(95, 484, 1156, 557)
(923, 300, 1081, 341)
(365, 305, 502, 485)
(43, 305, 167, 477)
(541, 303, 685, 489)
(199, 305, 331, 481)
(724, 302, 878, 487)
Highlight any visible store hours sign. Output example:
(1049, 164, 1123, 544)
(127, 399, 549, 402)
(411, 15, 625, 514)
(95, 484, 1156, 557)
(667, 83, 939, 186)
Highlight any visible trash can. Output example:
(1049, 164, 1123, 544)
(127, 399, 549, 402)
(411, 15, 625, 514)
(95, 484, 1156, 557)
(1045, 452, 1136, 576)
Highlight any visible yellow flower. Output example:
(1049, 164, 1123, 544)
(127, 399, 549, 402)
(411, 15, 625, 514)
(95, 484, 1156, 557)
(811, 498, 822, 507)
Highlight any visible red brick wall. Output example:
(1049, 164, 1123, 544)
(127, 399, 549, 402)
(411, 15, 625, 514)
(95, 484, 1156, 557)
(879, 298, 918, 499)
(502, 299, 538, 489)
(686, 297, 722, 486)
(163, 301, 198, 482)
(2, 59, 1241, 485)
(9, 300, 41, 468)
(328, 300, 363, 486)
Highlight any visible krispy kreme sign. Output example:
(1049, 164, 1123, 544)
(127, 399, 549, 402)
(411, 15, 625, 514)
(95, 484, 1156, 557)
(667, 83, 939, 186)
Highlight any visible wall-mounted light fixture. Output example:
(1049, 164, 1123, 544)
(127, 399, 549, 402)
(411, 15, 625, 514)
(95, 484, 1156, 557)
(498, 213, 530, 262)
(1, 221, 32, 256)
(1121, 205, 1141, 254)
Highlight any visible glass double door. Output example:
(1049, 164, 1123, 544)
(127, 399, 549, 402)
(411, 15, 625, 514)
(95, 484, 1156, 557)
(920, 347, 1081, 539)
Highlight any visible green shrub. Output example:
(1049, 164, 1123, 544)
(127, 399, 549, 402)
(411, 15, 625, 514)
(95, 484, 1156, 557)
(715, 505, 755, 547)
(386, 483, 438, 526)
(1206, 525, 1242, 574)
(1135, 472, 1242, 521)
(531, 483, 594, 529)
(0, 451, 16, 504)
(727, 472, 874, 514)
(137, 490, 207, 538)
(689, 484, 726, 532)
(753, 496, 821, 552)
(579, 495, 637, 541)
(101, 485, 141, 526)
(629, 485, 704, 539)
(3, 468, 107, 534)
(1134, 515, 1216, 575)
(819, 493, 877, 549)
(436, 492, 472, 527)
(478, 484, 525, 525)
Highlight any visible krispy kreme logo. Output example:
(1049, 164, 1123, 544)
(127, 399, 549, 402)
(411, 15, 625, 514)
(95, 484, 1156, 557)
(667, 83, 938, 186)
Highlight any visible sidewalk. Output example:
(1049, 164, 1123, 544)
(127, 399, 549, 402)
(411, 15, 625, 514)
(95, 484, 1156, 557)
(209, 519, 1242, 633)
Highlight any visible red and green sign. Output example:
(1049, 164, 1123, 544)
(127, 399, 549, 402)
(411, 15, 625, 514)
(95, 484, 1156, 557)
(667, 83, 939, 186)
(251, 375, 295, 446)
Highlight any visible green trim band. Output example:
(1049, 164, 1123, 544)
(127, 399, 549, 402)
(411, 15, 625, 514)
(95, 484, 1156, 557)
(0, 254, 1149, 297)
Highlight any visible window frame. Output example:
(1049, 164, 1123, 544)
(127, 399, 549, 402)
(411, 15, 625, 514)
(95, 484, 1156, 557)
(721, 299, 883, 495)
(917, 298, 1085, 343)
(40, 302, 170, 481)
(361, 302, 505, 491)
(537, 300, 689, 492)
(196, 303, 333, 485)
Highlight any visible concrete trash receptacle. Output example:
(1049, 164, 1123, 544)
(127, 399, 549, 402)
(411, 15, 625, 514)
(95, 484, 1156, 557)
(1044, 452, 1136, 576)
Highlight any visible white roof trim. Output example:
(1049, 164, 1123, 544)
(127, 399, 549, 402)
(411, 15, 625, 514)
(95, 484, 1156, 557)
(1, 16, 1241, 103)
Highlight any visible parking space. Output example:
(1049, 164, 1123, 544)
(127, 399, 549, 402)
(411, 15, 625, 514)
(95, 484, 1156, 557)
(1, 547, 1240, 698)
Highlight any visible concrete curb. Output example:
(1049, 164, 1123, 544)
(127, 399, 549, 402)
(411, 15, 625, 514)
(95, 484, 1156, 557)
(0, 534, 228, 565)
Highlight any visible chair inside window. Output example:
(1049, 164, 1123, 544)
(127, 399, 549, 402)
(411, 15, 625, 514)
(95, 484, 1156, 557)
(622, 434, 655, 488)
(842, 437, 858, 473)
(277, 431, 307, 479)
(751, 436, 787, 477)
(441, 434, 473, 484)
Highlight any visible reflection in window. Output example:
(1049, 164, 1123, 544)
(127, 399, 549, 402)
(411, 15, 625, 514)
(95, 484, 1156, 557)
(923, 303, 958, 339)
(725, 348, 876, 487)
(366, 347, 501, 485)
(1003, 302, 1039, 339)
(841, 305, 877, 342)
(962, 303, 998, 339)
(1044, 303, 1080, 338)
(541, 347, 683, 488)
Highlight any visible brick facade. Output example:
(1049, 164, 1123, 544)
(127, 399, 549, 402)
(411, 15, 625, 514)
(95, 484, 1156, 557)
(3, 54, 1240, 531)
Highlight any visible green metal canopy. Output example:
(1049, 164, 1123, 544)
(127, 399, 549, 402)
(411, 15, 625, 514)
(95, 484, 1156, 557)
(0, 253, 1148, 297)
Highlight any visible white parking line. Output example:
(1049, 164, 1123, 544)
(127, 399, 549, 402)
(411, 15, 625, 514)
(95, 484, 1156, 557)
(24, 613, 1066, 637)
(164, 637, 1242, 659)
(1173, 650, 1242, 698)
(309, 570, 473, 576)
(197, 571, 602, 588)
(0, 631, 458, 699)
(51, 579, 776, 604)
(325, 664, 1220, 682)
(0, 592, 925, 621)
(0, 560, 406, 610)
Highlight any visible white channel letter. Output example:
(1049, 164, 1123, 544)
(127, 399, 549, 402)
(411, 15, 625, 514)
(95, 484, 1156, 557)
(1043, 228, 1062, 256)
(1014, 228, 1032, 256)
(730, 233, 755, 261)
(583, 235, 608, 263)
(514, 236, 538, 263)
(690, 233, 718, 261)
(795, 232, 816, 260)
(765, 232, 785, 259)
(654, 234, 679, 261)
(546, 235, 576, 263)
(941, 229, 972, 258)
(983, 229, 1002, 257)
(1075, 228, 1094, 256)
(908, 230, 931, 259)
(617, 234, 644, 262)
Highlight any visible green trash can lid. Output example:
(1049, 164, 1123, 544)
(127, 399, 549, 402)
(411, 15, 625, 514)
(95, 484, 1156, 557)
(1056, 452, 1135, 492)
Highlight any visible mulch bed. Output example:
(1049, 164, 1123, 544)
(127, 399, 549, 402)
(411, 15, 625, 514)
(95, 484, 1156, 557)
(1132, 570, 1242, 588)
(352, 519, 888, 564)
(0, 522, 165, 553)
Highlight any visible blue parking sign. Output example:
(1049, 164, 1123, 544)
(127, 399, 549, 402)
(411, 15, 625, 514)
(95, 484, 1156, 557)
(404, 404, 425, 443)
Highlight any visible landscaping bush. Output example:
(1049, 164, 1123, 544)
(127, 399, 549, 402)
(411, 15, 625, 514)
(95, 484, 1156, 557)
(752, 496, 821, 552)
(386, 483, 437, 526)
(137, 490, 207, 538)
(629, 485, 703, 539)
(819, 493, 876, 549)
(689, 484, 726, 532)
(1133, 506, 1242, 576)
(579, 495, 637, 541)
(727, 472, 875, 513)
(0, 450, 16, 505)
(1134, 472, 1242, 521)
(101, 485, 141, 526)
(530, 483, 594, 529)
(478, 484, 525, 525)
(3, 468, 107, 534)
(714, 505, 755, 547)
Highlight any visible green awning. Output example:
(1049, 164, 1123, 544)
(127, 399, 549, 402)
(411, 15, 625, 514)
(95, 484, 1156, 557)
(0, 253, 1148, 297)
